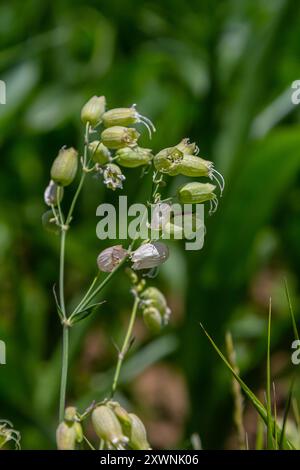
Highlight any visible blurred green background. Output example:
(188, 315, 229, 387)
(0, 0, 300, 449)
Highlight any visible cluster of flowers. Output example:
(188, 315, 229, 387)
(154, 138, 224, 214)
(56, 403, 150, 450)
(0, 420, 21, 450)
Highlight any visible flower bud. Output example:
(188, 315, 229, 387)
(177, 182, 216, 204)
(140, 287, 167, 316)
(101, 126, 140, 150)
(92, 405, 128, 446)
(97, 245, 128, 272)
(131, 242, 169, 270)
(44, 180, 63, 206)
(143, 307, 162, 334)
(127, 414, 150, 450)
(42, 210, 60, 234)
(56, 421, 82, 450)
(116, 147, 152, 168)
(51, 147, 78, 186)
(103, 163, 125, 190)
(81, 95, 106, 127)
(154, 147, 183, 175)
(89, 141, 111, 165)
(64, 406, 77, 422)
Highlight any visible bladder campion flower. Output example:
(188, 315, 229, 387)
(51, 147, 78, 187)
(97, 245, 128, 272)
(81, 95, 106, 127)
(131, 242, 169, 270)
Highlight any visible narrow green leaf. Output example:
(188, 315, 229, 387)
(266, 299, 274, 449)
(199, 323, 295, 450)
(284, 278, 299, 341)
(279, 380, 294, 449)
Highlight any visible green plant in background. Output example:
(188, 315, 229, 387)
(201, 285, 300, 450)
(41, 96, 223, 449)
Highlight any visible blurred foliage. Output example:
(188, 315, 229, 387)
(0, 0, 300, 449)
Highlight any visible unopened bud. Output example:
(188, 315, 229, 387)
(44, 180, 63, 206)
(140, 287, 167, 316)
(103, 163, 125, 190)
(89, 141, 111, 165)
(177, 182, 216, 204)
(116, 147, 152, 168)
(81, 95, 106, 127)
(143, 307, 162, 334)
(56, 421, 82, 450)
(92, 405, 128, 446)
(97, 245, 128, 272)
(131, 242, 169, 271)
(101, 126, 140, 150)
(64, 406, 77, 422)
(51, 147, 78, 186)
(127, 414, 150, 450)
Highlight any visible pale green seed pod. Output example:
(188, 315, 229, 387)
(143, 307, 162, 334)
(116, 147, 152, 168)
(177, 182, 216, 204)
(102, 108, 138, 127)
(101, 126, 140, 149)
(127, 414, 150, 450)
(42, 210, 60, 235)
(56, 421, 77, 450)
(140, 287, 167, 316)
(154, 147, 183, 175)
(177, 155, 212, 177)
(92, 405, 128, 446)
(81, 95, 106, 127)
(176, 138, 198, 155)
(51, 147, 78, 186)
(89, 141, 111, 165)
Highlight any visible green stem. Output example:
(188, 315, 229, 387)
(59, 229, 67, 317)
(70, 257, 127, 319)
(58, 123, 90, 423)
(59, 324, 69, 422)
(111, 295, 139, 397)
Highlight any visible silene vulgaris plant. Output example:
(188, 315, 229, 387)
(42, 95, 224, 450)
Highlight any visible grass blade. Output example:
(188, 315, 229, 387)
(266, 298, 274, 449)
(284, 278, 299, 341)
(279, 380, 294, 449)
(199, 322, 295, 450)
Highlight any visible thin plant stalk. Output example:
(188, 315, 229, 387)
(110, 295, 139, 397)
(58, 123, 91, 422)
